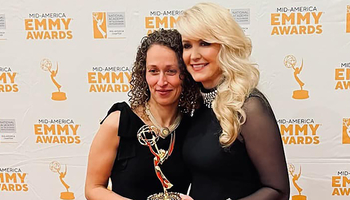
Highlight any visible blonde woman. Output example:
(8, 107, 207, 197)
(177, 3, 289, 200)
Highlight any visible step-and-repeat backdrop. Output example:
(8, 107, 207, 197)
(1, 0, 349, 199)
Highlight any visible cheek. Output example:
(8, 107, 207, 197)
(170, 77, 183, 89)
(206, 51, 218, 62)
(182, 52, 190, 64)
(186, 65, 194, 75)
(145, 75, 155, 88)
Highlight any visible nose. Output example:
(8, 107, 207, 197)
(190, 47, 201, 61)
(157, 72, 168, 86)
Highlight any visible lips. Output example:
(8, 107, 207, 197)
(191, 63, 208, 71)
(156, 89, 173, 95)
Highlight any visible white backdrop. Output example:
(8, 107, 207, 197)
(0, 0, 350, 199)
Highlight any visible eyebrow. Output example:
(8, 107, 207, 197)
(182, 39, 204, 43)
(146, 64, 177, 68)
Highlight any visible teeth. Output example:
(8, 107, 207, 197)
(192, 64, 205, 69)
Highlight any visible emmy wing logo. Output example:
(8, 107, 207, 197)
(284, 55, 309, 99)
(50, 161, 75, 200)
(40, 59, 67, 101)
(92, 12, 126, 39)
(93, 12, 107, 39)
(289, 164, 307, 200)
(347, 5, 350, 33)
(342, 118, 350, 144)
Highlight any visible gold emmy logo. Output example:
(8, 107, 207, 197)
(50, 161, 75, 200)
(289, 164, 306, 200)
(40, 59, 67, 101)
(93, 12, 107, 39)
(284, 55, 309, 99)
(342, 118, 350, 144)
(347, 5, 350, 33)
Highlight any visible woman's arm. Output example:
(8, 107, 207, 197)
(239, 96, 290, 200)
(85, 111, 131, 200)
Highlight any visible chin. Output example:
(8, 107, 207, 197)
(192, 75, 206, 84)
(155, 98, 176, 106)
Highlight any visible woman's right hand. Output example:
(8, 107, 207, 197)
(179, 194, 194, 200)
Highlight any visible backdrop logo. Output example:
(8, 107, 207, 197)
(49, 161, 75, 199)
(88, 66, 131, 92)
(0, 168, 28, 192)
(40, 59, 67, 101)
(93, 12, 126, 39)
(0, 119, 16, 142)
(284, 55, 309, 99)
(271, 6, 323, 35)
(230, 9, 250, 35)
(145, 10, 182, 35)
(335, 62, 350, 90)
(342, 118, 350, 144)
(278, 118, 320, 145)
(24, 13, 72, 40)
(34, 119, 81, 144)
(289, 164, 307, 199)
(347, 5, 350, 33)
(93, 12, 107, 38)
(0, 14, 6, 40)
(332, 170, 350, 195)
(0, 66, 18, 93)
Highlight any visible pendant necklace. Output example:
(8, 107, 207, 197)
(145, 102, 182, 139)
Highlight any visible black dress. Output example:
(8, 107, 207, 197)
(182, 90, 289, 200)
(101, 102, 190, 200)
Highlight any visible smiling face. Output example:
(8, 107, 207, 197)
(182, 37, 222, 89)
(145, 44, 183, 107)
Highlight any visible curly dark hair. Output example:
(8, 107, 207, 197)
(128, 29, 200, 114)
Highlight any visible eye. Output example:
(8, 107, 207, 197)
(166, 69, 178, 75)
(183, 43, 192, 49)
(148, 68, 159, 74)
(200, 41, 211, 46)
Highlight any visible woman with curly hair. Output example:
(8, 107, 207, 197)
(177, 3, 290, 200)
(85, 29, 199, 200)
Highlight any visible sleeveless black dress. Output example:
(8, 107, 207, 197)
(101, 102, 190, 200)
(182, 90, 289, 200)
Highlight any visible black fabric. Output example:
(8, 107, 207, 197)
(102, 102, 191, 200)
(182, 89, 289, 200)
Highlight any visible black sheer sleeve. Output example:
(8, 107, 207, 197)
(239, 91, 290, 200)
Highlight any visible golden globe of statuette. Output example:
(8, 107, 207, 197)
(288, 163, 295, 172)
(284, 55, 297, 69)
(49, 161, 61, 172)
(147, 192, 181, 200)
(40, 58, 52, 71)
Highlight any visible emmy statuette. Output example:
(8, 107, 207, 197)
(137, 125, 181, 200)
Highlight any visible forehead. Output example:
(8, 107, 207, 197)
(181, 37, 206, 44)
(181, 36, 196, 41)
(146, 45, 178, 65)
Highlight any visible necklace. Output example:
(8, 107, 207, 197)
(201, 88, 218, 108)
(145, 102, 182, 139)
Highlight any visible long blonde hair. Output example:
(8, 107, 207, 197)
(177, 3, 260, 147)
